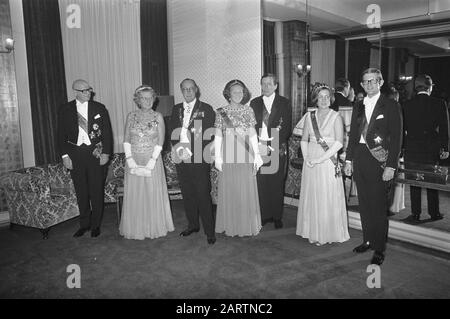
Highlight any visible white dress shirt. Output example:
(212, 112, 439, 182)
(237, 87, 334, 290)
(359, 92, 380, 144)
(260, 93, 275, 141)
(76, 100, 91, 146)
(180, 98, 196, 143)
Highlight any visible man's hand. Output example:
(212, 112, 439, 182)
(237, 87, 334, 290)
(382, 167, 395, 181)
(440, 151, 449, 160)
(99, 154, 109, 166)
(344, 161, 353, 176)
(63, 156, 73, 170)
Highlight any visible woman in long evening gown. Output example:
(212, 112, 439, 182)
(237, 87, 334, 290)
(214, 80, 264, 237)
(119, 85, 174, 240)
(296, 84, 350, 245)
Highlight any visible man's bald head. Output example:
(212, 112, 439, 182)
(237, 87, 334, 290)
(72, 79, 92, 102)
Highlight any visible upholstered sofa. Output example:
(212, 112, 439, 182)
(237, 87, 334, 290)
(0, 150, 220, 239)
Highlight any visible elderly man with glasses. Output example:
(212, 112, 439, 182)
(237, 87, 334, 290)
(344, 68, 402, 266)
(57, 79, 113, 238)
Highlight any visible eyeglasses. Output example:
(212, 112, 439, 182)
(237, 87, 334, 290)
(75, 88, 93, 94)
(361, 79, 379, 86)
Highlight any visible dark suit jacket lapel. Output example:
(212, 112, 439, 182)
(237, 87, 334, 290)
(69, 100, 78, 132)
(268, 95, 281, 129)
(88, 101, 95, 135)
(253, 97, 264, 128)
(355, 101, 366, 138)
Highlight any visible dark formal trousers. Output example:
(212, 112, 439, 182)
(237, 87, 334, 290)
(69, 144, 105, 230)
(176, 162, 215, 237)
(353, 144, 389, 252)
(256, 152, 287, 221)
(404, 149, 440, 217)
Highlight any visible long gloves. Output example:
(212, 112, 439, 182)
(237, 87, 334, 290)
(308, 141, 343, 167)
(124, 142, 137, 169)
(214, 133, 264, 172)
(214, 134, 223, 171)
(124, 142, 162, 176)
(249, 134, 264, 171)
(145, 145, 162, 171)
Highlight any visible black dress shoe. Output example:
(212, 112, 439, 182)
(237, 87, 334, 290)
(274, 219, 283, 229)
(91, 228, 101, 237)
(262, 218, 273, 226)
(370, 251, 385, 265)
(73, 228, 89, 238)
(353, 242, 371, 253)
(430, 213, 444, 221)
(179, 228, 200, 237)
(207, 237, 216, 245)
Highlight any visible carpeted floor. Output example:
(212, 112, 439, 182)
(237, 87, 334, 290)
(0, 200, 449, 299)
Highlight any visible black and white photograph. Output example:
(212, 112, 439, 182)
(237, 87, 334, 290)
(0, 0, 449, 305)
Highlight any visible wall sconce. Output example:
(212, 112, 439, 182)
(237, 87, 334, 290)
(295, 63, 311, 77)
(0, 38, 14, 53)
(399, 75, 412, 81)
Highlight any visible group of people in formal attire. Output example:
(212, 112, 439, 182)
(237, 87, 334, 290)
(57, 67, 448, 267)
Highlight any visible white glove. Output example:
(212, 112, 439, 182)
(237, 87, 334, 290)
(145, 145, 162, 170)
(249, 134, 263, 171)
(124, 142, 138, 169)
(254, 153, 263, 171)
(214, 134, 223, 172)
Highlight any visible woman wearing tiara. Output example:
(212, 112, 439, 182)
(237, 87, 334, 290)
(295, 84, 350, 245)
(119, 85, 174, 240)
(214, 79, 264, 237)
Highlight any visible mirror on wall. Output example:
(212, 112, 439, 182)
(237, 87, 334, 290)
(263, 0, 450, 235)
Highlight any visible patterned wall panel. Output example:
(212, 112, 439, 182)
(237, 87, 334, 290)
(169, 0, 262, 108)
(0, 0, 23, 211)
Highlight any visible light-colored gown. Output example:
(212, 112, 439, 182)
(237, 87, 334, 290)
(119, 110, 174, 240)
(215, 104, 262, 237)
(296, 110, 350, 245)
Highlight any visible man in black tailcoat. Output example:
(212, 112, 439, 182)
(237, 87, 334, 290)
(169, 78, 216, 245)
(250, 74, 292, 229)
(403, 74, 449, 222)
(344, 68, 402, 265)
(57, 79, 113, 238)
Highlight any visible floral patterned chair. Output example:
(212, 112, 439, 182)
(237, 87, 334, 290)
(0, 163, 79, 239)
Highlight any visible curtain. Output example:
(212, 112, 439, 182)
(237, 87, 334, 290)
(263, 20, 276, 75)
(311, 39, 335, 89)
(23, 0, 67, 165)
(58, 0, 142, 152)
(141, 0, 169, 95)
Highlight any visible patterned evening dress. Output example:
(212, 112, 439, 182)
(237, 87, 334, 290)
(215, 104, 261, 237)
(119, 110, 174, 240)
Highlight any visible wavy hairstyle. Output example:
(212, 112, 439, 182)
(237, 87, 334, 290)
(223, 79, 251, 105)
(133, 85, 157, 109)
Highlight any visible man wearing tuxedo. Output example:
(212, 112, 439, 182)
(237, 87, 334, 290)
(57, 79, 113, 238)
(331, 78, 353, 111)
(403, 74, 449, 222)
(344, 68, 402, 265)
(250, 74, 292, 229)
(169, 79, 216, 245)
